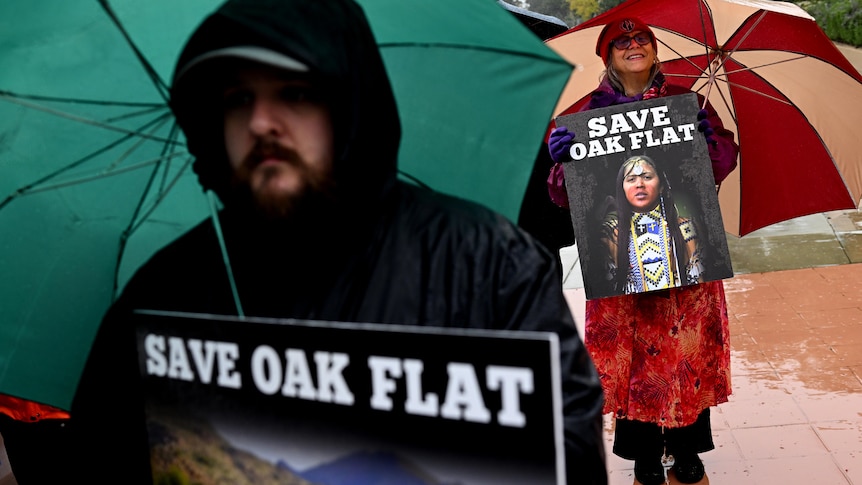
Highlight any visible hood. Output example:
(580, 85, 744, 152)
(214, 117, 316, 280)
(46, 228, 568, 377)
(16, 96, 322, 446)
(169, 0, 401, 210)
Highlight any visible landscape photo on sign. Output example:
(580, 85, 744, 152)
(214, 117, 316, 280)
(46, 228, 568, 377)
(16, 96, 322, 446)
(555, 93, 733, 300)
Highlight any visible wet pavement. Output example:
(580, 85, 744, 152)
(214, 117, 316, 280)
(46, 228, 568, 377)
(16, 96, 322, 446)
(561, 209, 862, 484)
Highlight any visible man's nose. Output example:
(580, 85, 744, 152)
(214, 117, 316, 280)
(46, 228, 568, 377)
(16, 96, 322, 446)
(249, 99, 283, 136)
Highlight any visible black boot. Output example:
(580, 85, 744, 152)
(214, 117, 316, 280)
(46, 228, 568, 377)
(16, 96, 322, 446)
(672, 452, 705, 483)
(634, 458, 666, 485)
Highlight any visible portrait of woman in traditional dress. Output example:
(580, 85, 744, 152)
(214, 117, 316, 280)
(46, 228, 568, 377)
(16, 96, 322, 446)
(598, 154, 704, 295)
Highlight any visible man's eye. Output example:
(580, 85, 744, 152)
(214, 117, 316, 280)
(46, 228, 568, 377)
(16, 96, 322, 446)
(280, 86, 322, 104)
(625, 177, 636, 184)
(222, 89, 252, 110)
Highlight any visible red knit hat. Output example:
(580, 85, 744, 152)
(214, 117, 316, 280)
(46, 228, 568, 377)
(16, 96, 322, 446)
(595, 17, 657, 65)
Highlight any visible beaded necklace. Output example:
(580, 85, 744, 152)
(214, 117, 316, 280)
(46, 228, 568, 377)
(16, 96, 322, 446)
(626, 199, 676, 293)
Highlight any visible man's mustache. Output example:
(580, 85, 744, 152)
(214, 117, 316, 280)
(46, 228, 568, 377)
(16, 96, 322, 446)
(242, 140, 301, 168)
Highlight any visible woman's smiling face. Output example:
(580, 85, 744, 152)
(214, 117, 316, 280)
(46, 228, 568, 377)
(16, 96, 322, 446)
(610, 30, 656, 78)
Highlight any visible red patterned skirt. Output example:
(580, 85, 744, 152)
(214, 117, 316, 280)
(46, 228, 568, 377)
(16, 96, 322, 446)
(584, 281, 731, 428)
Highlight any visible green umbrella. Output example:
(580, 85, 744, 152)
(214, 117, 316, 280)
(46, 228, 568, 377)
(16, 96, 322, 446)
(0, 0, 572, 411)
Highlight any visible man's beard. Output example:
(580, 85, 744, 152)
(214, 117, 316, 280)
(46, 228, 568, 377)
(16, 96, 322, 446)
(227, 141, 338, 222)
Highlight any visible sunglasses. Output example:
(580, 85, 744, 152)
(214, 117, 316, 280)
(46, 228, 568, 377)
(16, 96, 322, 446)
(611, 32, 653, 50)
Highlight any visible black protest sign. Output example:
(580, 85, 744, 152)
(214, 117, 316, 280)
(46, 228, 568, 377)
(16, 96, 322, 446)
(134, 310, 565, 484)
(555, 93, 732, 300)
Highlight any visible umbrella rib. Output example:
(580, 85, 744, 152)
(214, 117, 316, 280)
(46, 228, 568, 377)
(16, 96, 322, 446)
(672, 0, 718, 104)
(14, 154, 186, 196)
(104, 114, 173, 174)
(664, 73, 708, 80)
(98, 0, 170, 102)
(0, 89, 163, 108)
(664, 48, 807, 95)
(710, 80, 738, 127)
(714, 57, 800, 107)
(115, 126, 191, 306)
(696, 0, 712, 60)
(721, 54, 810, 75)
(0, 112, 174, 210)
(125, 155, 194, 235)
(663, 45, 709, 75)
(655, 34, 709, 78)
(115, 154, 200, 300)
(104, 105, 170, 124)
(0, 93, 180, 145)
(723, 78, 793, 106)
(126, 123, 185, 232)
(691, 10, 768, 78)
(660, 8, 774, 107)
(715, 10, 768, 74)
(0, 135, 124, 210)
(154, 123, 186, 198)
(664, 71, 793, 107)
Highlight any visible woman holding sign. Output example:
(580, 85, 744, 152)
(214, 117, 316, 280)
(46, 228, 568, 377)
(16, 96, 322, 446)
(546, 16, 738, 485)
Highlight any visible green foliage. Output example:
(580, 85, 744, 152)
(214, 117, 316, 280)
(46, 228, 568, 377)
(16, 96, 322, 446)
(154, 466, 191, 485)
(570, 0, 599, 19)
(799, 0, 862, 47)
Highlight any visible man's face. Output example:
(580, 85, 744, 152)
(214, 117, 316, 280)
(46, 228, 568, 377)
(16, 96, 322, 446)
(222, 62, 334, 217)
(623, 160, 661, 212)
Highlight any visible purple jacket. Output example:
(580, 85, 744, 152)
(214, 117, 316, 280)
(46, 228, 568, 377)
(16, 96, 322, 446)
(547, 75, 739, 208)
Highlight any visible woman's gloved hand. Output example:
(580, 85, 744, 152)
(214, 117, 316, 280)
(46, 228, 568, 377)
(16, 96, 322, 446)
(697, 109, 717, 147)
(548, 126, 576, 163)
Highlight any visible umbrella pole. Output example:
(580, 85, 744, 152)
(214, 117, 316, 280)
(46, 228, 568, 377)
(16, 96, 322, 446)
(207, 191, 245, 318)
(701, 56, 721, 110)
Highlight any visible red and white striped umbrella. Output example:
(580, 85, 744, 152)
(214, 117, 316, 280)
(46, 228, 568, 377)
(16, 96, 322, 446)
(546, 0, 862, 236)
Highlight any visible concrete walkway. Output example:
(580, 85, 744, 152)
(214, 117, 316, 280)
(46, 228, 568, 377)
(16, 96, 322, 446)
(562, 211, 862, 484)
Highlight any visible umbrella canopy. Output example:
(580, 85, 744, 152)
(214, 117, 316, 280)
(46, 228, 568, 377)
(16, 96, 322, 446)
(0, 0, 572, 411)
(546, 0, 862, 236)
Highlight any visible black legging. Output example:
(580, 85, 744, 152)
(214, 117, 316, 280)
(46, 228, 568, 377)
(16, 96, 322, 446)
(612, 408, 714, 460)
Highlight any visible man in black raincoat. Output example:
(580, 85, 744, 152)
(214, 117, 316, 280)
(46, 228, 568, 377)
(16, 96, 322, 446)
(58, 0, 607, 483)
